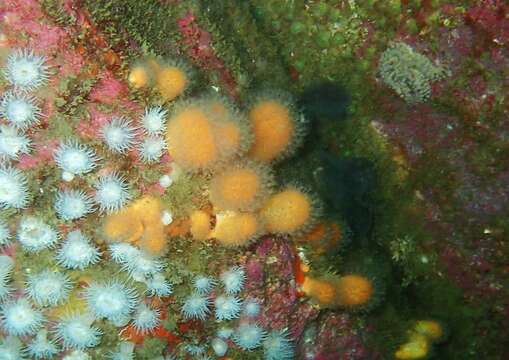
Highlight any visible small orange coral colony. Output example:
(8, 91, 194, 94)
(335, 274, 374, 307)
(302, 276, 337, 306)
(166, 105, 219, 171)
(301, 273, 376, 310)
(103, 195, 167, 255)
(209, 162, 273, 212)
(189, 210, 212, 240)
(211, 211, 260, 247)
(414, 320, 444, 341)
(259, 187, 316, 234)
(128, 65, 151, 89)
(248, 97, 300, 163)
(156, 65, 189, 101)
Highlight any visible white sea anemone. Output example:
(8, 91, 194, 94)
(4, 49, 49, 91)
(54, 189, 95, 221)
(100, 117, 138, 153)
(17, 216, 59, 252)
(56, 230, 101, 270)
(54, 139, 100, 180)
(94, 172, 131, 213)
(138, 136, 166, 163)
(0, 125, 31, 160)
(0, 165, 30, 209)
(141, 106, 167, 135)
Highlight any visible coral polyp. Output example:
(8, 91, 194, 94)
(243, 298, 262, 317)
(0, 165, 30, 209)
(144, 273, 173, 297)
(54, 313, 102, 350)
(0, 91, 41, 130)
(16, 216, 59, 252)
(154, 61, 191, 102)
(260, 186, 321, 235)
(220, 266, 246, 295)
(193, 275, 216, 295)
(100, 117, 138, 153)
(107, 341, 135, 360)
(132, 303, 160, 333)
(84, 281, 138, 325)
(262, 329, 294, 360)
(0, 336, 24, 359)
(4, 49, 49, 91)
(26, 270, 72, 307)
(141, 106, 168, 135)
(232, 323, 267, 351)
(211, 337, 228, 357)
(0, 125, 31, 160)
(214, 294, 242, 321)
(181, 293, 211, 321)
(0, 297, 44, 336)
(209, 161, 274, 212)
(56, 230, 101, 270)
(247, 92, 305, 163)
(25, 329, 59, 359)
(138, 136, 166, 163)
(211, 211, 261, 247)
(109, 243, 141, 264)
(54, 189, 95, 221)
(94, 172, 131, 213)
(121, 250, 163, 279)
(54, 140, 100, 180)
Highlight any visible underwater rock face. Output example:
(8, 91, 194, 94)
(1, 0, 509, 359)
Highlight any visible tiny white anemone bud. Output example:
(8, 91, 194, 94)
(158, 174, 172, 188)
(211, 338, 228, 357)
(161, 210, 173, 225)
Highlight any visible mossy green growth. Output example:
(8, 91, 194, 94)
(161, 173, 208, 219)
(135, 337, 167, 359)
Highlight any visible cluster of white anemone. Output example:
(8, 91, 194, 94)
(176, 265, 295, 359)
(137, 106, 168, 163)
(0, 49, 49, 211)
(97, 106, 169, 163)
(0, 48, 176, 359)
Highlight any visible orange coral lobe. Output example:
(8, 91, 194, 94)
(166, 107, 219, 171)
(214, 120, 242, 155)
(189, 210, 212, 240)
(156, 66, 188, 101)
(212, 211, 259, 246)
(102, 195, 167, 255)
(248, 100, 294, 162)
(128, 65, 150, 89)
(335, 274, 374, 307)
(302, 276, 336, 306)
(260, 188, 312, 234)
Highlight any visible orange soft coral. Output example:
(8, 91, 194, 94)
(155, 64, 189, 101)
(335, 274, 375, 308)
(189, 209, 212, 240)
(102, 195, 167, 255)
(259, 187, 319, 234)
(247, 94, 303, 163)
(166, 103, 219, 171)
(210, 211, 261, 247)
(301, 276, 337, 306)
(209, 161, 274, 212)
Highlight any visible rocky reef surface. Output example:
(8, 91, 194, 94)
(0, 0, 508, 359)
